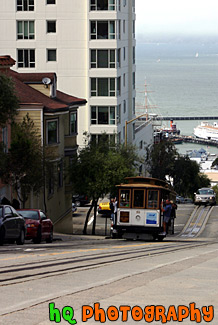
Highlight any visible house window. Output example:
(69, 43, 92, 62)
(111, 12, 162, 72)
(70, 112, 77, 134)
(48, 165, 54, 196)
(91, 78, 120, 97)
(47, 119, 58, 144)
(2, 127, 8, 153)
(90, 49, 116, 68)
(17, 0, 34, 11)
(57, 161, 63, 188)
(17, 21, 34, 39)
(91, 106, 116, 125)
(47, 49, 56, 61)
(47, 0, 55, 4)
(90, 21, 116, 39)
(17, 49, 35, 68)
(47, 21, 56, 33)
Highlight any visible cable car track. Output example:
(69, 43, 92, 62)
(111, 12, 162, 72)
(180, 205, 214, 238)
(0, 240, 216, 286)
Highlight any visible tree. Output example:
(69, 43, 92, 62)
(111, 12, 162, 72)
(69, 134, 140, 235)
(173, 155, 210, 197)
(1, 114, 44, 208)
(0, 73, 19, 127)
(146, 139, 178, 180)
(145, 139, 210, 198)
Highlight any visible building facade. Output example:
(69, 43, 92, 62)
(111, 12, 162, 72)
(0, 0, 136, 146)
(0, 55, 86, 232)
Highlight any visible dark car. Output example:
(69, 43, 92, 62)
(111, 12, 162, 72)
(18, 209, 53, 244)
(72, 194, 90, 207)
(0, 205, 26, 245)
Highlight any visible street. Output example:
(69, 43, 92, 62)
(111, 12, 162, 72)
(0, 204, 218, 324)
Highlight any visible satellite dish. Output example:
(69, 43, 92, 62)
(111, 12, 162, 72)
(42, 77, 51, 85)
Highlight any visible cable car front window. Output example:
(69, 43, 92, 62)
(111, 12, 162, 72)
(119, 189, 130, 207)
(133, 189, 144, 208)
(147, 190, 159, 209)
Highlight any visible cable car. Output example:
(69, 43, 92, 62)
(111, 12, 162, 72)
(112, 177, 176, 241)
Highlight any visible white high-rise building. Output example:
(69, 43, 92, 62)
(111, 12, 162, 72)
(0, 0, 136, 146)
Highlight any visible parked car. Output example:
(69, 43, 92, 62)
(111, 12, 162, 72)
(194, 188, 216, 206)
(98, 201, 111, 216)
(176, 196, 185, 204)
(18, 209, 53, 244)
(72, 194, 90, 207)
(72, 203, 77, 213)
(0, 205, 26, 245)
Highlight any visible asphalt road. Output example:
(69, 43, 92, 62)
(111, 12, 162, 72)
(0, 204, 218, 325)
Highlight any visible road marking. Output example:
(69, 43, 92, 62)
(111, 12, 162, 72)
(88, 215, 94, 225)
(0, 242, 163, 262)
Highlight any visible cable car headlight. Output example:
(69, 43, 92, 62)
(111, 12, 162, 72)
(120, 211, 129, 223)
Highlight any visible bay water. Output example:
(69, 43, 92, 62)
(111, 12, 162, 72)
(136, 41, 218, 154)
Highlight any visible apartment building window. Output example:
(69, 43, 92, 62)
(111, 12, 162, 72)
(133, 123, 135, 140)
(70, 112, 77, 134)
(91, 78, 121, 97)
(133, 46, 135, 64)
(91, 49, 116, 68)
(117, 77, 121, 96)
(123, 0, 126, 6)
(47, 119, 58, 144)
(133, 72, 135, 90)
(123, 20, 125, 33)
(117, 49, 121, 68)
(132, 0, 135, 12)
(91, 134, 115, 145)
(17, 21, 34, 39)
(90, 0, 116, 10)
(118, 20, 121, 39)
(133, 20, 135, 38)
(123, 47, 125, 60)
(123, 100, 126, 114)
(17, 0, 34, 11)
(123, 73, 125, 87)
(133, 97, 135, 115)
(47, 0, 55, 4)
(91, 106, 116, 125)
(47, 21, 56, 33)
(90, 21, 115, 39)
(17, 49, 35, 68)
(47, 49, 56, 61)
(117, 104, 121, 124)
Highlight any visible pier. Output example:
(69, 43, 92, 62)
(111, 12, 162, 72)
(172, 135, 218, 147)
(154, 116, 218, 121)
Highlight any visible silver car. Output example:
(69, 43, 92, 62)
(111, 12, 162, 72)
(194, 188, 216, 206)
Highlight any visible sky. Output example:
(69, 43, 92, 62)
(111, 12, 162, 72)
(136, 0, 218, 41)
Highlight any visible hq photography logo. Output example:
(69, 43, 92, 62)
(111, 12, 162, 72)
(49, 302, 214, 324)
